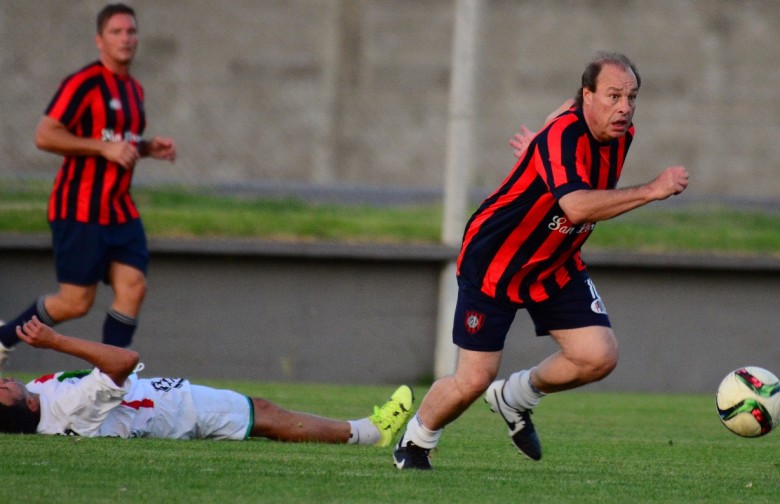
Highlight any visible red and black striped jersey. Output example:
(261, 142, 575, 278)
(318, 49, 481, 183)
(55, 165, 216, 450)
(45, 61, 146, 225)
(456, 107, 634, 305)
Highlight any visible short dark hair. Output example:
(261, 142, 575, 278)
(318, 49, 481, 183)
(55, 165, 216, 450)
(575, 52, 641, 107)
(96, 3, 136, 34)
(0, 398, 39, 434)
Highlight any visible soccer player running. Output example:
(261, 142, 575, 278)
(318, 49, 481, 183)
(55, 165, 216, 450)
(0, 4, 176, 368)
(0, 316, 413, 446)
(393, 52, 689, 470)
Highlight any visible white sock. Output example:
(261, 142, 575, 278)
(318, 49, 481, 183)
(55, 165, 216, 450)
(505, 369, 545, 411)
(399, 412, 441, 449)
(347, 418, 381, 445)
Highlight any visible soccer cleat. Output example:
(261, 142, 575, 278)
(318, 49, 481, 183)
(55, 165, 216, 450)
(370, 385, 414, 447)
(485, 379, 542, 461)
(393, 440, 432, 470)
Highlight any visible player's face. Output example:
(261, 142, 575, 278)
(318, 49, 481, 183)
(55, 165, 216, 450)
(96, 13, 138, 72)
(0, 377, 29, 407)
(582, 64, 638, 142)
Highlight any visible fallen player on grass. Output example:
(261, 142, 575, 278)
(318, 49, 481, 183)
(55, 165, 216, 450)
(0, 316, 412, 446)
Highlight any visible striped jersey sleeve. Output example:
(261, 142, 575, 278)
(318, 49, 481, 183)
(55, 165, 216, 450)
(45, 61, 146, 225)
(456, 107, 633, 305)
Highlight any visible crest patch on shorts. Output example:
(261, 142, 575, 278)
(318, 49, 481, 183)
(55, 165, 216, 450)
(464, 311, 485, 334)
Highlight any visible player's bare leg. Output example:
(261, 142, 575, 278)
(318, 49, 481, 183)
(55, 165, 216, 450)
(101, 262, 146, 347)
(394, 349, 501, 469)
(532, 325, 618, 393)
(249, 397, 352, 443)
(249, 386, 414, 446)
(418, 349, 502, 430)
(43, 283, 98, 321)
(107, 262, 147, 318)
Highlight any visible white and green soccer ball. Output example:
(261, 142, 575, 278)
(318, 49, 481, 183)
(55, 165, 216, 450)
(716, 366, 780, 438)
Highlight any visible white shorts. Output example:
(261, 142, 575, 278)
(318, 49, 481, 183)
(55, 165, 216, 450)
(190, 385, 253, 440)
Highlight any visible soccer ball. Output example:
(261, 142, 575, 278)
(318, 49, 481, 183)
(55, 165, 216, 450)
(716, 366, 780, 438)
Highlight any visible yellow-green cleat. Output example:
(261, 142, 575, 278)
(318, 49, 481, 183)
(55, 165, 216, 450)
(370, 385, 414, 447)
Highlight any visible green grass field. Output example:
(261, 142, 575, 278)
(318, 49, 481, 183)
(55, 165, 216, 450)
(2, 381, 778, 503)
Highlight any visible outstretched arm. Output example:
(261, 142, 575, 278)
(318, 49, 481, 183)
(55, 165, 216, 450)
(16, 316, 139, 386)
(558, 165, 690, 224)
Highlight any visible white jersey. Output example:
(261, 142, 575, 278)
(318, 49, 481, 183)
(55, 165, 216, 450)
(27, 369, 252, 440)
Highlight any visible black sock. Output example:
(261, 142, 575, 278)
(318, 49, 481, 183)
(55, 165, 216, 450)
(0, 298, 56, 348)
(102, 309, 137, 348)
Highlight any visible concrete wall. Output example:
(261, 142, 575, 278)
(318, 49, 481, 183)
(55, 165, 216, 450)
(2, 1, 780, 199)
(2, 235, 778, 394)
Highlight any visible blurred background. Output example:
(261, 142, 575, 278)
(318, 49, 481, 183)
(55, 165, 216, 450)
(2, 1, 779, 389)
(1, 0, 779, 202)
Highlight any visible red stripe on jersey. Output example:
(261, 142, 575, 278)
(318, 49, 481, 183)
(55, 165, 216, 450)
(545, 117, 567, 189)
(118, 172, 139, 221)
(112, 169, 134, 223)
(100, 164, 118, 225)
(48, 170, 63, 221)
(124, 79, 143, 143)
(597, 146, 612, 190)
(71, 95, 95, 131)
(121, 398, 154, 410)
(59, 162, 76, 220)
(576, 136, 592, 184)
(33, 374, 56, 384)
(73, 86, 98, 136)
(76, 157, 96, 223)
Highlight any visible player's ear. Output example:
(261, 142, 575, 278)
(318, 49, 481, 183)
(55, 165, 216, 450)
(582, 87, 593, 106)
(26, 395, 39, 413)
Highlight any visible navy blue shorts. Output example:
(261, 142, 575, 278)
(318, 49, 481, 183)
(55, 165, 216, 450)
(452, 271, 611, 352)
(50, 219, 148, 286)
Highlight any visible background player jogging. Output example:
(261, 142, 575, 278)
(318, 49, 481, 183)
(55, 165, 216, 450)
(0, 3, 176, 368)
